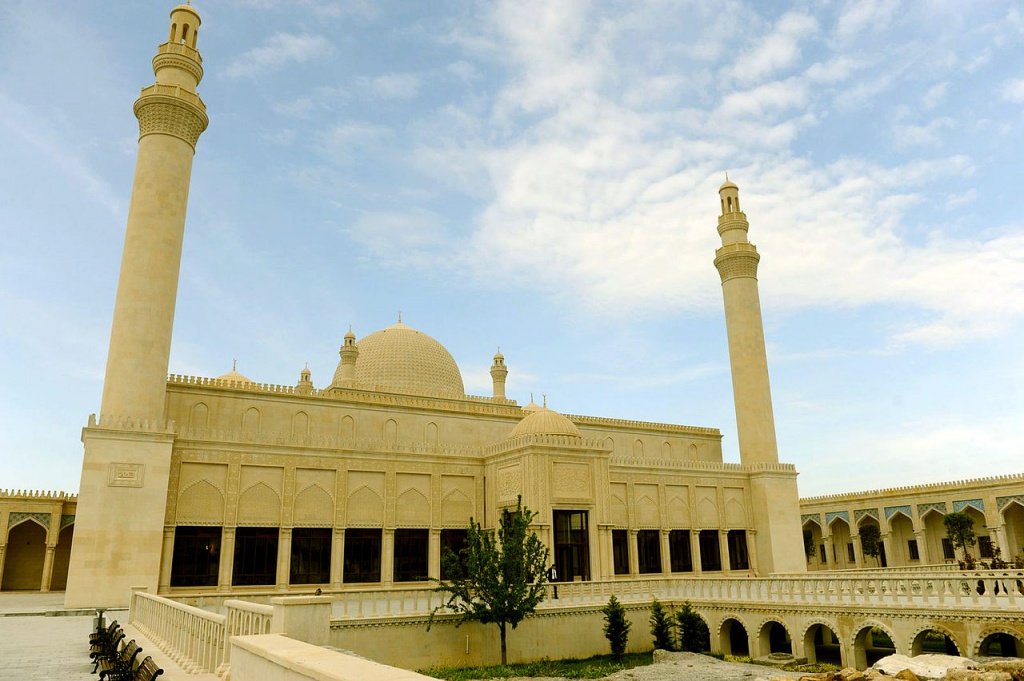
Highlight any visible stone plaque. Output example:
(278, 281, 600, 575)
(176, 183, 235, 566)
(107, 463, 145, 487)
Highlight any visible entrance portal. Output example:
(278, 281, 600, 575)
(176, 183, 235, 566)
(553, 510, 590, 582)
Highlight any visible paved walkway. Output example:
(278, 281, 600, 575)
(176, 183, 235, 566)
(0, 592, 215, 681)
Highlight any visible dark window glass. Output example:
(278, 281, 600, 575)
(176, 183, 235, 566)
(290, 528, 331, 585)
(394, 529, 429, 582)
(819, 543, 827, 563)
(343, 529, 381, 583)
(699, 530, 722, 571)
(941, 538, 955, 560)
(728, 530, 749, 570)
(612, 530, 629, 575)
(233, 527, 279, 586)
(637, 529, 662, 574)
(848, 543, 856, 562)
(907, 539, 920, 561)
(170, 526, 221, 587)
(978, 536, 993, 559)
(553, 510, 590, 581)
(440, 529, 468, 581)
(669, 530, 692, 572)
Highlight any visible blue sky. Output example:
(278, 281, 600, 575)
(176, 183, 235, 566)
(1, 1, 1022, 497)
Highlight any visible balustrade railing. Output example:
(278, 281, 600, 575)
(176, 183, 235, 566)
(129, 590, 227, 674)
(323, 571, 1024, 622)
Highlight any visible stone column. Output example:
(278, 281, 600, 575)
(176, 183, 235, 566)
(851, 534, 864, 568)
(428, 529, 441, 580)
(158, 527, 175, 591)
(382, 529, 394, 586)
(913, 530, 929, 564)
(881, 533, 893, 568)
(719, 530, 731, 572)
(990, 524, 1008, 560)
(746, 530, 759, 574)
(330, 528, 344, 589)
(276, 528, 292, 591)
(219, 527, 236, 590)
(0, 544, 6, 588)
(40, 545, 56, 592)
(660, 530, 672, 573)
(690, 530, 703, 575)
(822, 535, 835, 569)
(628, 530, 640, 575)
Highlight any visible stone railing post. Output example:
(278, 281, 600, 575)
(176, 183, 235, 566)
(270, 595, 333, 646)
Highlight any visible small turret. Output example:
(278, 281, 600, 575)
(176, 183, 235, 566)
(296, 364, 313, 396)
(490, 349, 508, 400)
(333, 327, 359, 387)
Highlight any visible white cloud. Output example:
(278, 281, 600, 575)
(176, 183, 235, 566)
(834, 0, 901, 43)
(1000, 78, 1024, 103)
(224, 33, 332, 78)
(922, 82, 948, 110)
(368, 73, 421, 100)
(892, 117, 955, 148)
(726, 12, 819, 85)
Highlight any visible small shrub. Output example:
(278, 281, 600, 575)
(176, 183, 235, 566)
(649, 598, 675, 651)
(602, 595, 631, 662)
(675, 601, 710, 653)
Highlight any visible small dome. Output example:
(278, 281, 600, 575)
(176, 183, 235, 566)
(344, 322, 465, 397)
(218, 369, 253, 384)
(494, 350, 504, 361)
(719, 178, 738, 191)
(171, 3, 201, 20)
(509, 407, 581, 439)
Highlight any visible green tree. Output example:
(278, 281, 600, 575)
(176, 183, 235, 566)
(860, 524, 882, 567)
(943, 511, 977, 561)
(803, 529, 816, 561)
(429, 496, 549, 666)
(602, 595, 631, 661)
(649, 598, 675, 651)
(675, 601, 710, 653)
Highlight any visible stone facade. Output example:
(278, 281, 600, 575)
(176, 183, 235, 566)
(0, 490, 77, 591)
(800, 473, 1024, 570)
(59, 5, 804, 608)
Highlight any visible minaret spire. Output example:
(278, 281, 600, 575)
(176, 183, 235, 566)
(490, 349, 508, 400)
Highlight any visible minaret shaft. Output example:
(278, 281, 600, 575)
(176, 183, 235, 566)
(100, 134, 196, 420)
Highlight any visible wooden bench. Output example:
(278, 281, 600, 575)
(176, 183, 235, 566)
(98, 639, 143, 681)
(90, 620, 119, 647)
(130, 656, 164, 680)
(90, 629, 125, 672)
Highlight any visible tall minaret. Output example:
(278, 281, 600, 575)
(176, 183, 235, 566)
(713, 178, 804, 574)
(100, 2, 208, 421)
(66, 4, 209, 608)
(713, 178, 778, 465)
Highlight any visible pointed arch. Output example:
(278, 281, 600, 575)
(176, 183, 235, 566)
(340, 414, 354, 439)
(441, 487, 473, 526)
(189, 402, 209, 431)
(242, 407, 261, 437)
(177, 479, 225, 524)
(396, 487, 430, 526)
(294, 484, 334, 526)
(384, 418, 398, 442)
(347, 485, 384, 525)
(425, 422, 438, 445)
(292, 410, 310, 439)
(237, 482, 281, 525)
(633, 439, 644, 457)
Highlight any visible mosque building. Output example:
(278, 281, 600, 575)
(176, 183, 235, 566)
(4, 4, 1018, 605)
(38, 3, 809, 607)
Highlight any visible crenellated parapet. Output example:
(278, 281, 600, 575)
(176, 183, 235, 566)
(484, 433, 609, 456)
(801, 472, 1024, 503)
(0, 489, 78, 501)
(87, 413, 177, 433)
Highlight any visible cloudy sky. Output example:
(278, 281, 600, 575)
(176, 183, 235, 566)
(1, 1, 1022, 497)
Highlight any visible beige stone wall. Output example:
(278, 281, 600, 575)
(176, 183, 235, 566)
(800, 473, 1024, 570)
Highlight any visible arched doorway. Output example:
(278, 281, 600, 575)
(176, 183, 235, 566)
(50, 524, 74, 591)
(830, 518, 854, 569)
(758, 621, 791, 656)
(804, 623, 842, 666)
(858, 518, 885, 567)
(1003, 502, 1024, 559)
(921, 509, 950, 564)
(1, 520, 47, 591)
(911, 628, 960, 656)
(962, 506, 988, 560)
(802, 521, 823, 570)
(719, 618, 749, 656)
(853, 625, 896, 670)
(889, 513, 915, 566)
(978, 632, 1024, 658)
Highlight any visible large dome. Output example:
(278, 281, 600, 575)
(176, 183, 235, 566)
(509, 407, 581, 439)
(345, 322, 465, 397)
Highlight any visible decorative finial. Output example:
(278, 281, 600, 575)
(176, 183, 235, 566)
(543, 393, 547, 408)
(304, 362, 309, 370)
(530, 391, 534, 403)
(232, 359, 237, 371)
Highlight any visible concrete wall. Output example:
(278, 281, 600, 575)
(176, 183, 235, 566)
(331, 604, 652, 670)
(231, 634, 437, 680)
